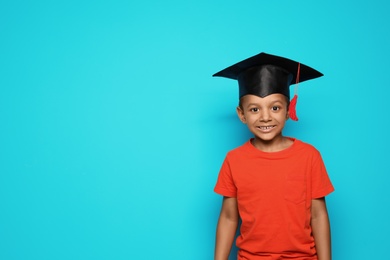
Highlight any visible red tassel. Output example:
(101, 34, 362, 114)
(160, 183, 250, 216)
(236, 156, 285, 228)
(289, 94, 299, 121)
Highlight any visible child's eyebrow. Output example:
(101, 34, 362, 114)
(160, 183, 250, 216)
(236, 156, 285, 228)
(245, 103, 262, 108)
(246, 100, 284, 107)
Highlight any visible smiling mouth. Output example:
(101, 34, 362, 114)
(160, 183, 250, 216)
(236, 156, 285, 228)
(256, 126, 276, 132)
(258, 126, 275, 130)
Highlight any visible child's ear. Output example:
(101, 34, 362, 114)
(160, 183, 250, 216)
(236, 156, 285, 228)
(236, 106, 246, 123)
(286, 104, 290, 120)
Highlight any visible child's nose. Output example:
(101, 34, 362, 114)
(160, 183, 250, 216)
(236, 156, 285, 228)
(259, 110, 271, 121)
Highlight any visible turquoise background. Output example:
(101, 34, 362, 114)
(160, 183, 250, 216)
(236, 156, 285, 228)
(1, 0, 389, 259)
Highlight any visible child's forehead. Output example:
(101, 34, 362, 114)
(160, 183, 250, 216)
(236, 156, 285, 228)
(241, 94, 288, 105)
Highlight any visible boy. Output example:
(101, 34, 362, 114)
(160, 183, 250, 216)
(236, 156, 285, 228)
(213, 52, 334, 260)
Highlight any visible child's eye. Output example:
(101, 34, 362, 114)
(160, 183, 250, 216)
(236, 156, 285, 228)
(271, 106, 280, 111)
(250, 108, 259, 112)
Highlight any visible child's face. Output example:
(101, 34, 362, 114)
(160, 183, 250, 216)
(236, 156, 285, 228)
(237, 94, 289, 144)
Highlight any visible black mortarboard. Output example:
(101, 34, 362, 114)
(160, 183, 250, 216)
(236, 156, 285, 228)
(212, 52, 323, 120)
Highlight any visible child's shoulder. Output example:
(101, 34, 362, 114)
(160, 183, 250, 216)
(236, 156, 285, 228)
(294, 138, 317, 149)
(224, 140, 252, 157)
(225, 138, 322, 159)
(230, 139, 252, 151)
(293, 138, 323, 157)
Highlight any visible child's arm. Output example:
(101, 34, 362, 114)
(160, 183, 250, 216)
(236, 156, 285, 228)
(311, 197, 331, 260)
(215, 196, 239, 260)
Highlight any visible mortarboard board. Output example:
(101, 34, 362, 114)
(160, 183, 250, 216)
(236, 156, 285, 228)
(212, 52, 323, 121)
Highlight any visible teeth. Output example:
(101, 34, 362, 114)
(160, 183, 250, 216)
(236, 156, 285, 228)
(259, 126, 273, 130)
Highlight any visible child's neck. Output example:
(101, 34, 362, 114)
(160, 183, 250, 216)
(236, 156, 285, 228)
(251, 136, 293, 152)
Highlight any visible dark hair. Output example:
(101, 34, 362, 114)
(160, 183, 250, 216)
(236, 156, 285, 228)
(238, 98, 244, 110)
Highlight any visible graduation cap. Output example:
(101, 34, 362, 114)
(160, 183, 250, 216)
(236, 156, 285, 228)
(212, 52, 323, 121)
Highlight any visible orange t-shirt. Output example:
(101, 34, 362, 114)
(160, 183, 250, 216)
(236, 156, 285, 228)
(214, 138, 334, 260)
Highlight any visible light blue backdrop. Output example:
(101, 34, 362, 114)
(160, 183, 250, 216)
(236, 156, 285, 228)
(1, 0, 389, 259)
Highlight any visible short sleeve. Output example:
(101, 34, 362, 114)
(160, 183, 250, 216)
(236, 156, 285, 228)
(214, 156, 237, 197)
(311, 152, 335, 199)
